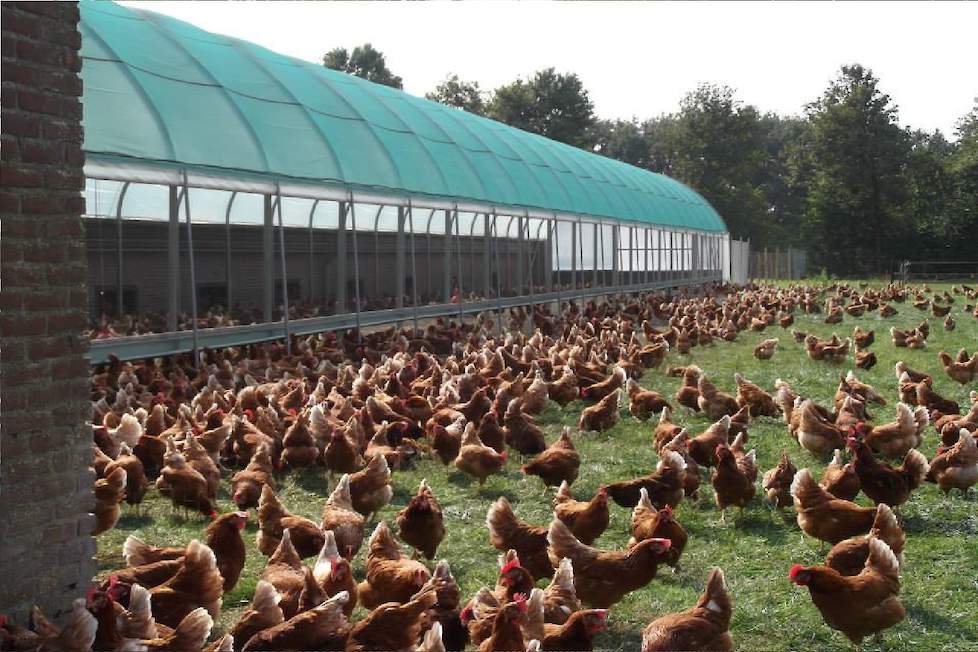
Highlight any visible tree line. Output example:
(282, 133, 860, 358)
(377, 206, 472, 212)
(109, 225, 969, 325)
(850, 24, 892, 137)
(324, 45, 977, 276)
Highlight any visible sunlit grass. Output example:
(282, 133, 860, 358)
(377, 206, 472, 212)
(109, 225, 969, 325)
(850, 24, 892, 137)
(95, 282, 978, 651)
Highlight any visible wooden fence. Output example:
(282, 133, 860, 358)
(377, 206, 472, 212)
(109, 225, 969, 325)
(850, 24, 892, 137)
(749, 247, 807, 280)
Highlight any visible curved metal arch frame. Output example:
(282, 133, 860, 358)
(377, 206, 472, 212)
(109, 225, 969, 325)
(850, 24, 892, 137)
(87, 177, 725, 363)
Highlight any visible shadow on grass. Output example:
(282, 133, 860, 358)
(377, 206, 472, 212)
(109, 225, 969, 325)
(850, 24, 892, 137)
(289, 467, 330, 494)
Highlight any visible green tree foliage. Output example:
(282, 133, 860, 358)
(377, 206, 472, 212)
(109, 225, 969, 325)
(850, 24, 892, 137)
(802, 65, 911, 274)
(661, 84, 769, 244)
(487, 68, 595, 148)
(944, 99, 978, 255)
(323, 44, 403, 89)
(425, 74, 486, 115)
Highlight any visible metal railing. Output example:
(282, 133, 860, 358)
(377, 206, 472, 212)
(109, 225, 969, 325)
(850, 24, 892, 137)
(87, 273, 720, 363)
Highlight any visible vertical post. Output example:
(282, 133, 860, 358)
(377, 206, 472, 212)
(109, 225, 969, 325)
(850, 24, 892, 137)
(407, 201, 420, 334)
(275, 190, 291, 354)
(262, 194, 274, 322)
(455, 206, 463, 322)
(115, 182, 129, 318)
(307, 200, 318, 304)
(644, 228, 650, 286)
(225, 192, 236, 314)
(516, 214, 525, 297)
(181, 177, 199, 366)
(543, 220, 559, 292)
(592, 222, 599, 289)
(570, 218, 577, 291)
(336, 201, 348, 313)
(443, 209, 453, 303)
(611, 224, 619, 287)
(348, 195, 362, 341)
(483, 213, 492, 299)
(492, 209, 503, 334)
(167, 185, 179, 331)
(396, 205, 406, 309)
(552, 218, 562, 310)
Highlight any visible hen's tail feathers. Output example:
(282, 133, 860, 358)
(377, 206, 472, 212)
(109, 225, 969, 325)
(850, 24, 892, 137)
(123, 535, 153, 567)
(549, 558, 575, 593)
(422, 621, 446, 652)
(169, 608, 213, 650)
(865, 537, 901, 581)
(869, 504, 905, 564)
(523, 588, 546, 642)
(250, 580, 284, 625)
(120, 584, 157, 640)
(903, 449, 930, 488)
(789, 468, 827, 507)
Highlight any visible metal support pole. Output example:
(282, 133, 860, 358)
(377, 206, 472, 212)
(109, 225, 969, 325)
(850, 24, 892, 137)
(611, 224, 619, 288)
(642, 228, 652, 285)
(396, 205, 406, 309)
(225, 191, 237, 313)
(492, 209, 503, 335)
(373, 207, 383, 301)
(570, 218, 577, 291)
(115, 182, 129, 318)
(455, 206, 463, 322)
(307, 199, 319, 304)
(336, 201, 348, 312)
(592, 222, 599, 288)
(552, 218, 562, 312)
(275, 189, 291, 355)
(349, 194, 362, 342)
(598, 223, 606, 288)
(516, 214, 526, 297)
(167, 185, 179, 332)
(483, 213, 492, 299)
(524, 213, 534, 315)
(407, 200, 420, 335)
(443, 209, 453, 304)
(262, 194, 274, 322)
(181, 175, 199, 367)
(544, 217, 553, 293)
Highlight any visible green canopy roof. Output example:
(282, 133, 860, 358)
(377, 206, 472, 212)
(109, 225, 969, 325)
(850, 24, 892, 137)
(79, 1, 726, 232)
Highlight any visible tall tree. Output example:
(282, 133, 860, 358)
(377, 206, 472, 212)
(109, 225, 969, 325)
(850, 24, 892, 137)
(803, 64, 910, 274)
(323, 43, 403, 89)
(488, 68, 595, 148)
(944, 99, 978, 257)
(425, 74, 486, 115)
(589, 118, 651, 167)
(658, 84, 768, 243)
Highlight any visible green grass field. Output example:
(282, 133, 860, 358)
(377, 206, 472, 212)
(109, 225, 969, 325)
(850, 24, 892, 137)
(95, 283, 978, 651)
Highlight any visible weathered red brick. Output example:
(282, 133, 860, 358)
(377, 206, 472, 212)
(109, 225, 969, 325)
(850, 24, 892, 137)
(16, 89, 62, 116)
(0, 191, 20, 212)
(19, 140, 63, 165)
(21, 193, 68, 214)
(0, 162, 44, 187)
(0, 314, 45, 337)
(1, 111, 41, 137)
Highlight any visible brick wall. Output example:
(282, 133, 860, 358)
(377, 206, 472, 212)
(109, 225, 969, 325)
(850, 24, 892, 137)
(0, 1, 95, 623)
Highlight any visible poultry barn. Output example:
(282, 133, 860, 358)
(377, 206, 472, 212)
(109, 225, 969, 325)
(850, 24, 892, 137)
(77, 4, 728, 366)
(9, 2, 975, 652)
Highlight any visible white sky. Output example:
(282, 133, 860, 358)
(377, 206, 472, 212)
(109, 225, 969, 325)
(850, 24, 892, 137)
(120, 1, 977, 137)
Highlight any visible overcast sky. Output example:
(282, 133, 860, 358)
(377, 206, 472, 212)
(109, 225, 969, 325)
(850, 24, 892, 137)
(120, 1, 977, 137)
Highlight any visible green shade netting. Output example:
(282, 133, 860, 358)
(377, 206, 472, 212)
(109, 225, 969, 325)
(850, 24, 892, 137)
(79, 1, 726, 232)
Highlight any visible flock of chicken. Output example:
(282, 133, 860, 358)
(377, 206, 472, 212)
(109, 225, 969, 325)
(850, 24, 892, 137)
(4, 281, 977, 652)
